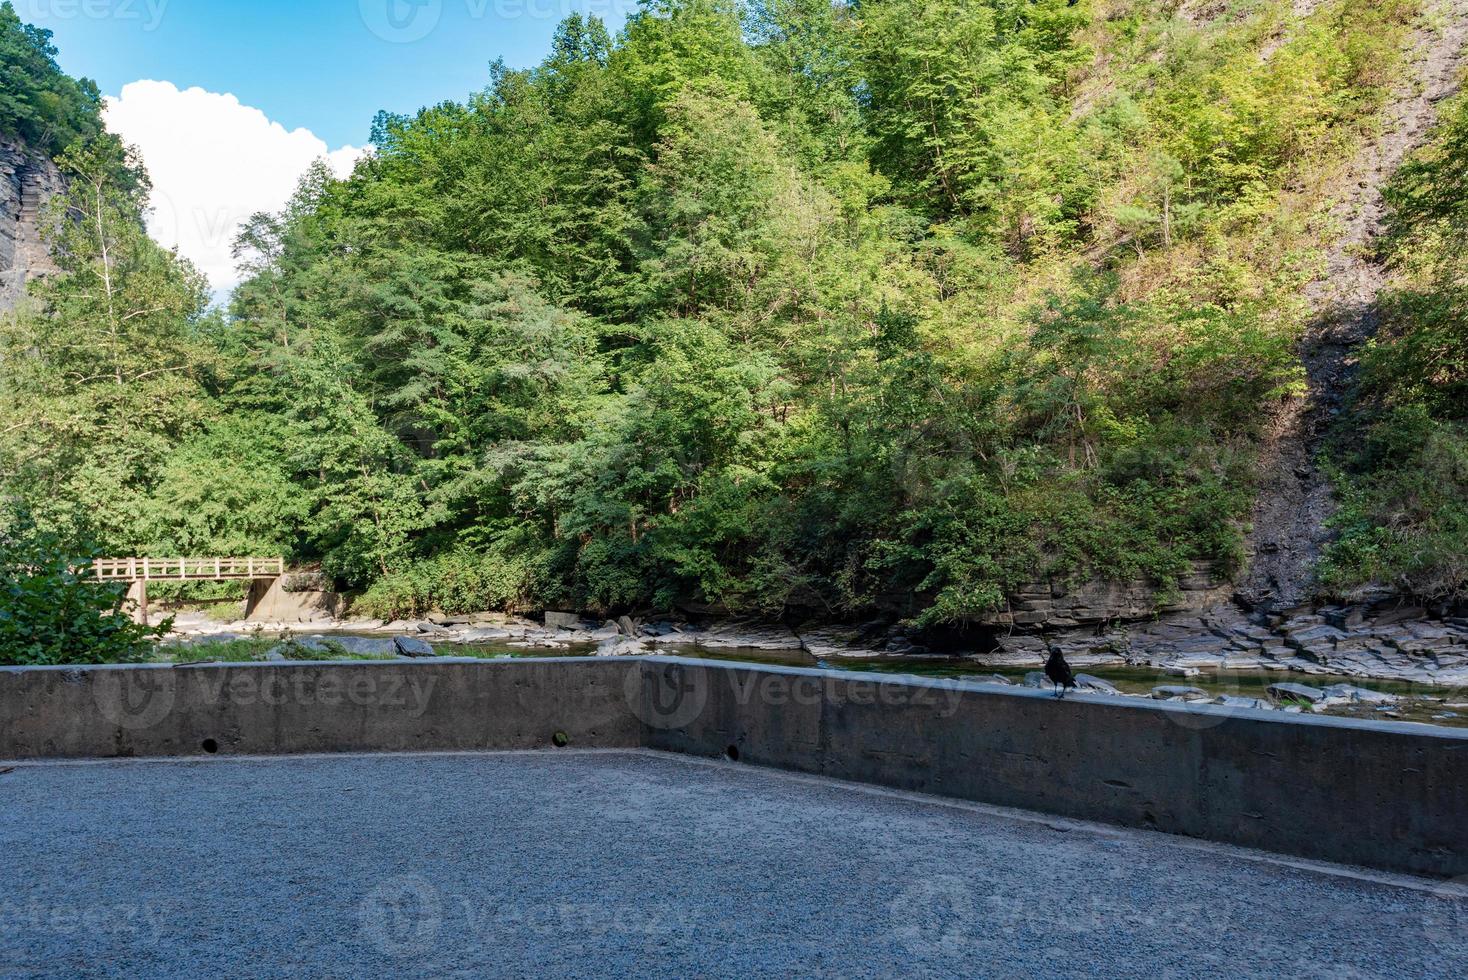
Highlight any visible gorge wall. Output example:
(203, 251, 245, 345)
(1006, 5, 1468, 632)
(0, 135, 62, 312)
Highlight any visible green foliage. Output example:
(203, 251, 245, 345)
(356, 544, 541, 620)
(3, 0, 1451, 636)
(0, 506, 167, 666)
(0, 1, 104, 153)
(1323, 89, 1468, 601)
(0, 134, 221, 553)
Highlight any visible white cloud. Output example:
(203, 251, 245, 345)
(102, 80, 369, 294)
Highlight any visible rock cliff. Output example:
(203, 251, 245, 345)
(0, 135, 63, 311)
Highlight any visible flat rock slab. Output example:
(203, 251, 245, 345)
(1, 752, 1464, 979)
(392, 635, 436, 658)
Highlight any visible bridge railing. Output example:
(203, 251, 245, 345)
(92, 558, 286, 582)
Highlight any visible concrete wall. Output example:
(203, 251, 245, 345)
(636, 658, 1468, 879)
(244, 577, 343, 623)
(0, 659, 642, 758)
(2, 656, 1464, 878)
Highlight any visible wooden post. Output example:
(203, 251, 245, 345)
(139, 579, 149, 627)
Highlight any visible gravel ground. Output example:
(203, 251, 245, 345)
(1, 750, 1464, 979)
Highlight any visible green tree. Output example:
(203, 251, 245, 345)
(0, 136, 220, 549)
(0, 1, 104, 153)
(0, 505, 167, 666)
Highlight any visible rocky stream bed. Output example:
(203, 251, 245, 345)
(160, 602, 1468, 730)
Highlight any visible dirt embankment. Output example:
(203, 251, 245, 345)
(1240, 2, 1468, 612)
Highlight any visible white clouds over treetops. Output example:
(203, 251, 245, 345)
(103, 80, 368, 293)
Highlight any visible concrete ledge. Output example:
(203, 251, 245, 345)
(2, 656, 1465, 878)
(636, 658, 1468, 879)
(0, 659, 642, 758)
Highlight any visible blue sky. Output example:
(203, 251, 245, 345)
(28, 0, 637, 147)
(29, 0, 638, 147)
(15, 0, 637, 294)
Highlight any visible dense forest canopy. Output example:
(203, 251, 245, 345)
(0, 0, 105, 154)
(1, 0, 1463, 623)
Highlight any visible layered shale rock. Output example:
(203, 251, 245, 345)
(0, 135, 62, 312)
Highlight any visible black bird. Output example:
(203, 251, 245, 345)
(1045, 649, 1076, 699)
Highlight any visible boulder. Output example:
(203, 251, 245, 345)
(417, 622, 452, 635)
(617, 615, 640, 637)
(1152, 686, 1209, 700)
(455, 627, 512, 643)
(394, 636, 437, 658)
(1268, 682, 1327, 704)
(544, 611, 582, 631)
(596, 637, 647, 658)
(1215, 695, 1272, 710)
(1322, 684, 1398, 705)
(321, 636, 395, 656)
(1074, 674, 1120, 695)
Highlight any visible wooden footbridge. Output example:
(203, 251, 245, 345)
(92, 558, 286, 625)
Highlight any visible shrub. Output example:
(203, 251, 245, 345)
(356, 545, 540, 620)
(0, 509, 168, 665)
